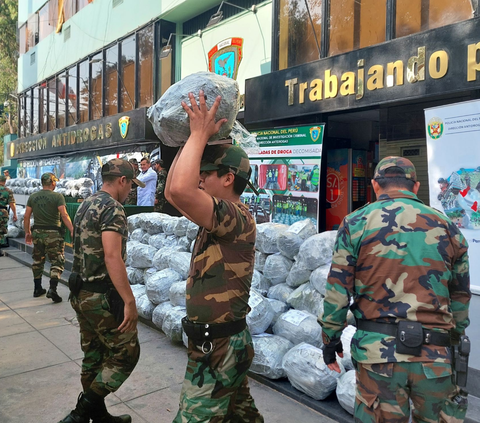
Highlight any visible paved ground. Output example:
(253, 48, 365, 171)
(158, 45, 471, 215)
(0, 256, 337, 423)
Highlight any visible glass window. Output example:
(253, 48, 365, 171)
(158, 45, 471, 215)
(138, 25, 154, 108)
(27, 14, 39, 49)
(57, 72, 67, 128)
(278, 0, 322, 70)
(105, 45, 118, 116)
(329, 0, 386, 56)
(39, 83, 47, 133)
(49, 0, 58, 27)
(121, 35, 135, 112)
(32, 86, 39, 135)
(25, 90, 32, 136)
(38, 2, 53, 42)
(19, 94, 26, 138)
(396, 0, 473, 38)
(19, 24, 28, 55)
(76, 0, 90, 13)
(64, 0, 76, 21)
(67, 66, 78, 125)
(91, 53, 103, 120)
(47, 78, 57, 130)
(78, 60, 89, 123)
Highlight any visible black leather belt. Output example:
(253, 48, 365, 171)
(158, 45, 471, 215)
(182, 317, 247, 342)
(357, 320, 451, 347)
(81, 279, 113, 294)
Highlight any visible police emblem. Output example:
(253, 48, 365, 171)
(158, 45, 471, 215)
(119, 116, 130, 139)
(310, 126, 322, 142)
(208, 38, 243, 79)
(428, 117, 444, 139)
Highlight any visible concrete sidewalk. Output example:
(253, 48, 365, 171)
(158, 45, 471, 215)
(0, 256, 336, 423)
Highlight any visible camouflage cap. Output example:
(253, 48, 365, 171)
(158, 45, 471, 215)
(101, 158, 146, 188)
(373, 156, 417, 182)
(128, 158, 138, 165)
(200, 144, 259, 195)
(41, 172, 59, 185)
(0, 175, 6, 183)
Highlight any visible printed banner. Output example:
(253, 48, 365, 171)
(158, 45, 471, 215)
(425, 99, 480, 294)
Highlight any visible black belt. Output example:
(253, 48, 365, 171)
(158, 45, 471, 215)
(81, 279, 114, 294)
(32, 225, 63, 231)
(182, 317, 247, 342)
(0, 205, 7, 210)
(357, 320, 451, 347)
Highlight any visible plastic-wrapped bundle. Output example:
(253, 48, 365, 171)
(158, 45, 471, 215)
(336, 370, 356, 415)
(169, 280, 187, 307)
(127, 215, 143, 233)
(126, 267, 144, 285)
(78, 187, 93, 199)
(285, 261, 311, 288)
(77, 177, 94, 187)
(251, 270, 271, 296)
(7, 225, 21, 238)
(174, 216, 189, 237)
(340, 325, 357, 371)
(263, 253, 293, 285)
(288, 219, 317, 239)
(164, 235, 178, 249)
(15, 178, 26, 187)
(256, 223, 289, 254)
(126, 241, 140, 266)
(147, 71, 240, 147)
(167, 252, 192, 279)
(146, 269, 182, 304)
(254, 251, 267, 272)
(276, 231, 303, 260)
(70, 189, 79, 198)
(309, 264, 331, 296)
(251, 334, 294, 379)
(152, 301, 174, 329)
(176, 236, 191, 251)
(25, 179, 33, 188)
(143, 267, 158, 284)
(130, 228, 146, 242)
(136, 294, 156, 320)
(186, 221, 199, 240)
(182, 330, 189, 348)
(152, 246, 179, 271)
(141, 232, 151, 245)
(287, 283, 324, 317)
(296, 231, 337, 270)
(162, 217, 179, 235)
(282, 342, 345, 400)
(266, 298, 289, 326)
(267, 283, 294, 303)
(129, 243, 158, 269)
(246, 289, 274, 335)
(273, 309, 322, 348)
(137, 212, 161, 231)
(14, 208, 27, 229)
(190, 239, 195, 253)
(162, 306, 187, 343)
(130, 284, 146, 299)
(149, 233, 167, 250)
(144, 214, 167, 235)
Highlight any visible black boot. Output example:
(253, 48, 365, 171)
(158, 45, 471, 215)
(92, 399, 132, 423)
(58, 392, 96, 423)
(46, 278, 62, 303)
(33, 278, 46, 297)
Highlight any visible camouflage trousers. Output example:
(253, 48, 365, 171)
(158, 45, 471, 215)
(0, 209, 8, 245)
(355, 361, 467, 423)
(71, 290, 140, 397)
(174, 328, 264, 423)
(154, 198, 167, 213)
(32, 229, 65, 279)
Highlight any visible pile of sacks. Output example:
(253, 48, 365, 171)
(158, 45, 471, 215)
(6, 205, 30, 238)
(126, 213, 357, 415)
(6, 178, 42, 195)
(55, 178, 95, 199)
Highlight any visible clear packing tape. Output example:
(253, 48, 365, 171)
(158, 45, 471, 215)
(230, 120, 260, 154)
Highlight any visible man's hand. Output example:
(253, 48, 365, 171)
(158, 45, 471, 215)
(25, 233, 32, 245)
(322, 339, 344, 373)
(12, 215, 17, 222)
(181, 90, 227, 141)
(118, 301, 138, 333)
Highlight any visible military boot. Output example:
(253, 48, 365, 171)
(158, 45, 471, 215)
(33, 278, 46, 297)
(46, 278, 62, 303)
(92, 399, 132, 423)
(58, 393, 96, 423)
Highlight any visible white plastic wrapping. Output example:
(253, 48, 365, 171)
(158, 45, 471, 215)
(162, 217, 179, 235)
(136, 294, 156, 320)
(126, 267, 145, 285)
(309, 264, 331, 296)
(145, 269, 182, 304)
(273, 309, 323, 348)
(130, 284, 146, 299)
(267, 283, 294, 303)
(152, 301, 174, 329)
(143, 267, 158, 284)
(336, 370, 356, 415)
(152, 246, 182, 271)
(169, 280, 187, 307)
(131, 228, 147, 242)
(286, 283, 324, 317)
(255, 223, 289, 254)
(141, 232, 151, 245)
(128, 243, 158, 269)
(340, 325, 357, 371)
(296, 231, 337, 270)
(174, 216, 189, 238)
(127, 215, 142, 233)
(149, 233, 168, 250)
(144, 213, 169, 235)
(285, 261, 312, 288)
(263, 253, 293, 285)
(186, 221, 199, 240)
(266, 298, 290, 326)
(251, 270, 271, 296)
(162, 306, 187, 343)
(251, 334, 294, 379)
(254, 251, 268, 272)
(176, 236, 191, 251)
(246, 289, 274, 335)
(276, 231, 303, 260)
(167, 251, 192, 279)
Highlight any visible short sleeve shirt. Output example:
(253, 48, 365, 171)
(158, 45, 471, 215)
(0, 186, 15, 208)
(72, 191, 127, 282)
(186, 198, 256, 324)
(27, 190, 65, 227)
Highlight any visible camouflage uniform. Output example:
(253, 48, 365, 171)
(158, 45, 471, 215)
(124, 168, 140, 205)
(174, 198, 263, 423)
(154, 168, 168, 212)
(0, 183, 15, 246)
(71, 189, 140, 397)
(320, 157, 471, 423)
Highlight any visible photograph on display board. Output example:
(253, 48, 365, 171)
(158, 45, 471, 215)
(240, 193, 271, 224)
(259, 164, 287, 190)
(287, 164, 320, 193)
(272, 194, 318, 227)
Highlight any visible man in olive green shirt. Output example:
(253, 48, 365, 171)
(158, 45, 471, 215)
(24, 173, 73, 301)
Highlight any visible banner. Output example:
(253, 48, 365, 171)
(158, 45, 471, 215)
(425, 99, 480, 294)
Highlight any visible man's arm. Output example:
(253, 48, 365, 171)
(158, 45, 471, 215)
(24, 206, 33, 245)
(58, 205, 74, 238)
(138, 168, 157, 184)
(102, 231, 138, 333)
(9, 202, 17, 222)
(168, 91, 227, 229)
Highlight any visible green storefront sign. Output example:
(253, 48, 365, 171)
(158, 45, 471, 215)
(252, 125, 324, 147)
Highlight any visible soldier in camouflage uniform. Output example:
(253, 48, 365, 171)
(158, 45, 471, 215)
(24, 173, 74, 301)
(166, 91, 263, 422)
(152, 159, 168, 212)
(59, 159, 145, 423)
(319, 156, 471, 423)
(124, 158, 140, 205)
(0, 175, 17, 256)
